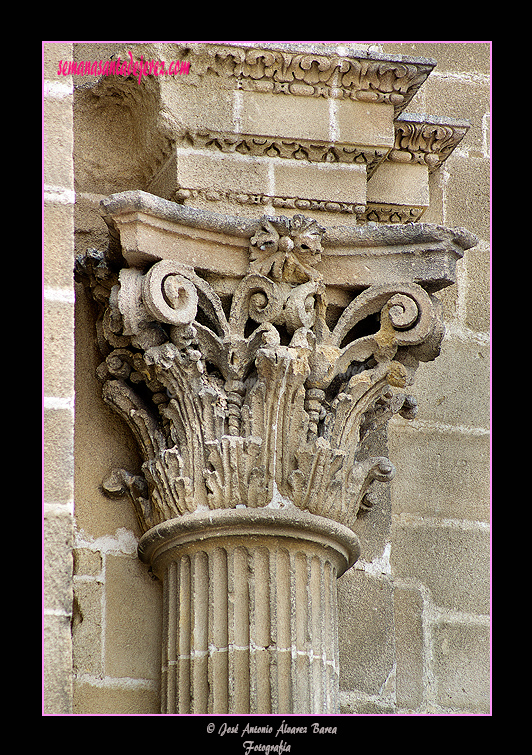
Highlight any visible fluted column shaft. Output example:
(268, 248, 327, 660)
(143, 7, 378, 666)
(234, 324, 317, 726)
(138, 508, 360, 714)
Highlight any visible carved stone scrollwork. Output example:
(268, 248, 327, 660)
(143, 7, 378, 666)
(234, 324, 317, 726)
(391, 115, 471, 171)
(76, 193, 477, 714)
(190, 45, 435, 113)
(77, 210, 445, 534)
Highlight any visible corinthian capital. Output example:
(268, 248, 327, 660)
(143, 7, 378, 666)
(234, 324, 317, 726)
(76, 192, 476, 535)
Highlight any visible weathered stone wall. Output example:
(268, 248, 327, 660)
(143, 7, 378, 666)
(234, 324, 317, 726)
(43, 41, 490, 715)
(337, 42, 490, 714)
(43, 42, 75, 715)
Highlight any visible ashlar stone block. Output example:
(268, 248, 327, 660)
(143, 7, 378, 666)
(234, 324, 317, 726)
(162, 83, 236, 135)
(406, 336, 490, 430)
(174, 149, 271, 198)
(43, 507, 74, 615)
(104, 554, 162, 681)
(337, 569, 395, 696)
(43, 201, 75, 289)
(43, 614, 73, 715)
(43, 408, 74, 503)
(390, 523, 490, 615)
(43, 96, 74, 189)
(367, 161, 429, 208)
(388, 423, 490, 522)
(73, 682, 159, 715)
(43, 299, 74, 399)
(433, 622, 490, 712)
(464, 241, 490, 333)
(72, 580, 103, 676)
(335, 98, 395, 150)
(394, 586, 424, 710)
(239, 90, 331, 143)
(273, 160, 367, 206)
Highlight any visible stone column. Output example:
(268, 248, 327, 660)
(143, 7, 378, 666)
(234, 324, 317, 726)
(76, 190, 476, 714)
(139, 508, 359, 714)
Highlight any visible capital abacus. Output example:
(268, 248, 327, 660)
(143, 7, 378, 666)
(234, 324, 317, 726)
(56, 51, 190, 85)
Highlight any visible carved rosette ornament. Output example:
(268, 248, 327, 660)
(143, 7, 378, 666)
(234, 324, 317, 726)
(76, 194, 475, 714)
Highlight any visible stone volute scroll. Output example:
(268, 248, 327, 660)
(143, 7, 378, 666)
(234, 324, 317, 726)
(76, 190, 477, 714)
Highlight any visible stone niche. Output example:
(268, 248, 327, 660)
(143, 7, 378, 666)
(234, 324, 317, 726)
(75, 42, 477, 715)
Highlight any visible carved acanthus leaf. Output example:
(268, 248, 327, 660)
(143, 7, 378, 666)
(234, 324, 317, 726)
(77, 213, 445, 532)
(390, 117, 470, 171)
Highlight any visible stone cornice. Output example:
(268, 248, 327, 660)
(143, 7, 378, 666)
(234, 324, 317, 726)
(147, 114, 469, 222)
(101, 190, 476, 250)
(100, 190, 476, 291)
(172, 130, 390, 173)
(390, 113, 471, 171)
(83, 45, 467, 226)
(173, 186, 366, 219)
(187, 43, 436, 116)
(361, 203, 426, 225)
(170, 114, 469, 170)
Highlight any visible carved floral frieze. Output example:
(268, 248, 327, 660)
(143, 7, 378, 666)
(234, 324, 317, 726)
(173, 116, 469, 172)
(173, 186, 365, 217)
(76, 204, 462, 536)
(152, 115, 469, 221)
(390, 115, 470, 171)
(188, 45, 435, 114)
(174, 129, 389, 172)
(362, 204, 426, 224)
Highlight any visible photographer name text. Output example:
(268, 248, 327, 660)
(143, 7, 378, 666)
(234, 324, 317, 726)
(206, 719, 338, 754)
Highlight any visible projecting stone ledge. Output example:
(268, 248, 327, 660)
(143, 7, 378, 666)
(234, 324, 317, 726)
(101, 189, 476, 292)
